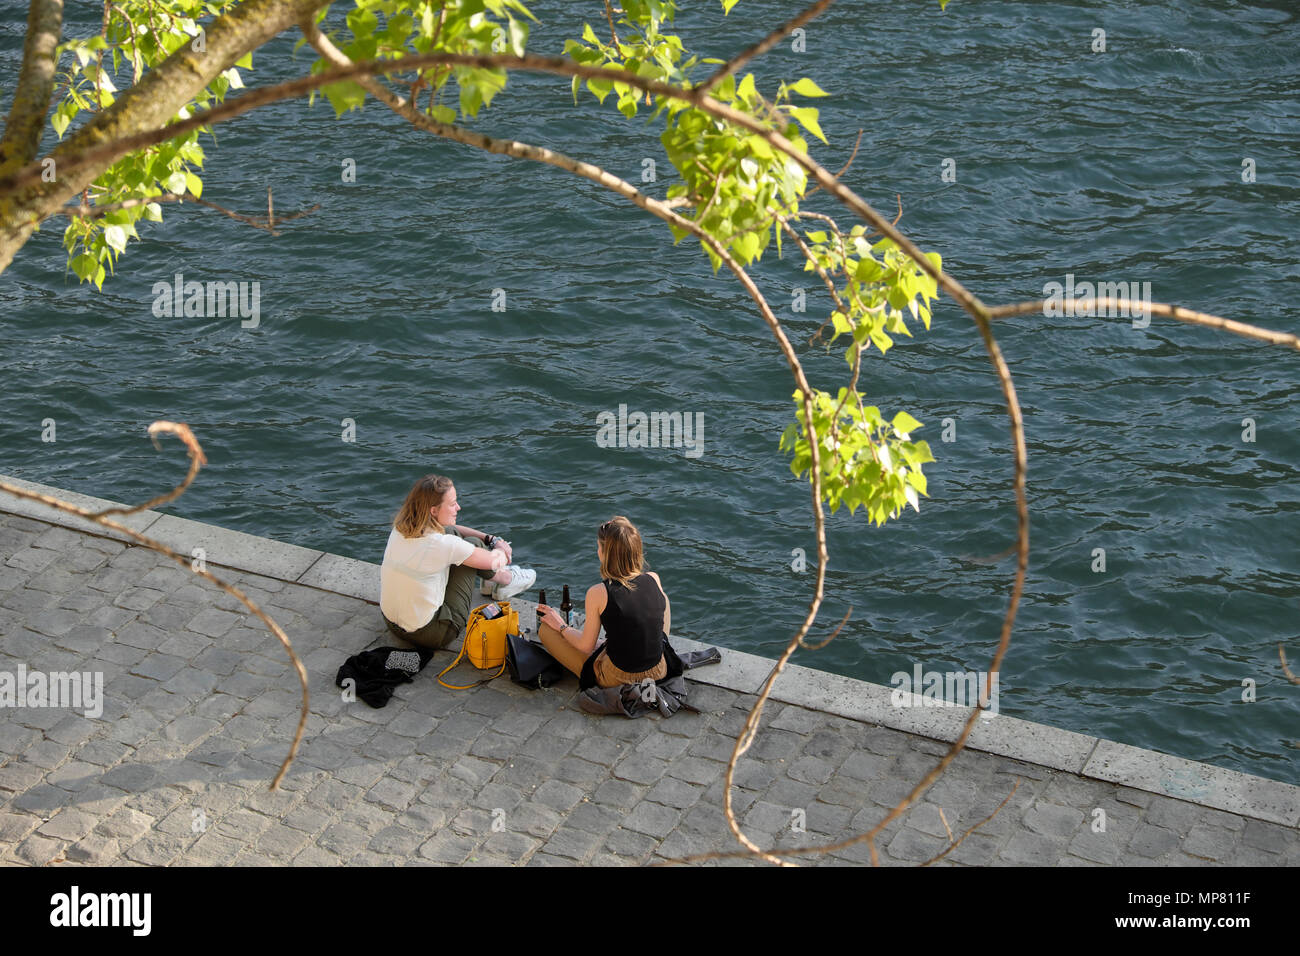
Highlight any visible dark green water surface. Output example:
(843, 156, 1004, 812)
(2, 1, 1299, 782)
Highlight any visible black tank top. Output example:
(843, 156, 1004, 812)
(598, 572, 666, 672)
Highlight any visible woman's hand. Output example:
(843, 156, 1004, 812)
(490, 548, 508, 573)
(538, 605, 566, 634)
(492, 537, 513, 563)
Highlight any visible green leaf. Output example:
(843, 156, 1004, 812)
(346, 7, 379, 37)
(891, 411, 923, 434)
(70, 252, 97, 281)
(787, 106, 826, 144)
(508, 18, 529, 55)
(737, 73, 756, 103)
(787, 77, 829, 97)
(163, 171, 187, 194)
(51, 103, 72, 138)
(184, 171, 202, 198)
(323, 79, 367, 116)
(103, 225, 127, 253)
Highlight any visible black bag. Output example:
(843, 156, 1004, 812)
(506, 632, 569, 689)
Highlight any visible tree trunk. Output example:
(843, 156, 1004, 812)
(0, 0, 329, 275)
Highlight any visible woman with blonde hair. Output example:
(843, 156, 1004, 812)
(537, 515, 670, 689)
(380, 474, 535, 649)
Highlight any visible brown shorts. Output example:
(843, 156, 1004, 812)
(593, 648, 667, 688)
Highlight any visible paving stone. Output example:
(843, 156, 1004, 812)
(592, 778, 646, 810)
(787, 755, 837, 785)
(17, 832, 65, 865)
(507, 801, 565, 839)
(1240, 818, 1291, 854)
(186, 607, 242, 638)
(0, 761, 46, 793)
(1023, 802, 1085, 840)
(563, 801, 624, 835)
(419, 830, 480, 864)
(489, 756, 552, 791)
(125, 834, 184, 866)
(366, 777, 418, 811)
(471, 782, 527, 816)
(635, 732, 693, 761)
(45, 760, 102, 792)
(998, 830, 1069, 865)
(603, 827, 660, 860)
(623, 801, 681, 839)
(369, 826, 424, 856)
(1128, 823, 1181, 859)
(470, 731, 521, 761)
(612, 753, 669, 786)
(21, 738, 71, 770)
(543, 824, 605, 861)
(0, 811, 42, 844)
(886, 825, 950, 863)
(532, 780, 586, 813)
(481, 829, 542, 863)
(518, 732, 575, 762)
(96, 807, 155, 843)
(645, 777, 704, 810)
(67, 833, 120, 864)
(571, 735, 626, 766)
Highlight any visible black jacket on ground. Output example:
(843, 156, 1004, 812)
(335, 646, 436, 708)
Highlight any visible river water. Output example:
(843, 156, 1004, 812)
(2, 0, 1299, 783)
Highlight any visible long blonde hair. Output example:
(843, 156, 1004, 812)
(598, 515, 646, 588)
(393, 474, 453, 538)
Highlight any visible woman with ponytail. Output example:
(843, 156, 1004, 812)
(536, 515, 671, 689)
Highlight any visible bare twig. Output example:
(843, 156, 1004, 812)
(699, 0, 835, 93)
(603, 0, 620, 48)
(1281, 645, 1300, 686)
(987, 298, 1300, 351)
(0, 424, 308, 790)
(58, 190, 320, 233)
(921, 778, 1021, 866)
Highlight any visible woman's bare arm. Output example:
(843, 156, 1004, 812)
(647, 571, 671, 635)
(540, 583, 606, 656)
(462, 547, 507, 573)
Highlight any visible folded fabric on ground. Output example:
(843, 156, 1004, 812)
(335, 646, 436, 708)
(577, 645, 723, 718)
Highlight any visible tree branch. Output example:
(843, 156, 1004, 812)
(0, 424, 308, 790)
(299, 17, 828, 866)
(0, 0, 330, 271)
(0, 0, 65, 177)
(699, 0, 836, 93)
(986, 298, 1300, 350)
(58, 189, 320, 235)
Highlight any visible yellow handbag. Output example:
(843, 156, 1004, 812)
(437, 601, 519, 689)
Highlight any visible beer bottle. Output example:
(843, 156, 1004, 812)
(560, 585, 572, 625)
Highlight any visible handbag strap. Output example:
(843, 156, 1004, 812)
(435, 639, 505, 689)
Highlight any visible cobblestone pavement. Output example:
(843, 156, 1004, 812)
(2, 512, 1298, 866)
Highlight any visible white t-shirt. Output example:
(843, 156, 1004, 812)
(379, 527, 476, 632)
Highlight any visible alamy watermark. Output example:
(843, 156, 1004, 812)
(596, 403, 704, 458)
(890, 663, 999, 718)
(1042, 273, 1152, 328)
(151, 272, 260, 327)
(0, 664, 103, 718)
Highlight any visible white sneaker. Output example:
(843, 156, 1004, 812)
(493, 565, 536, 602)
